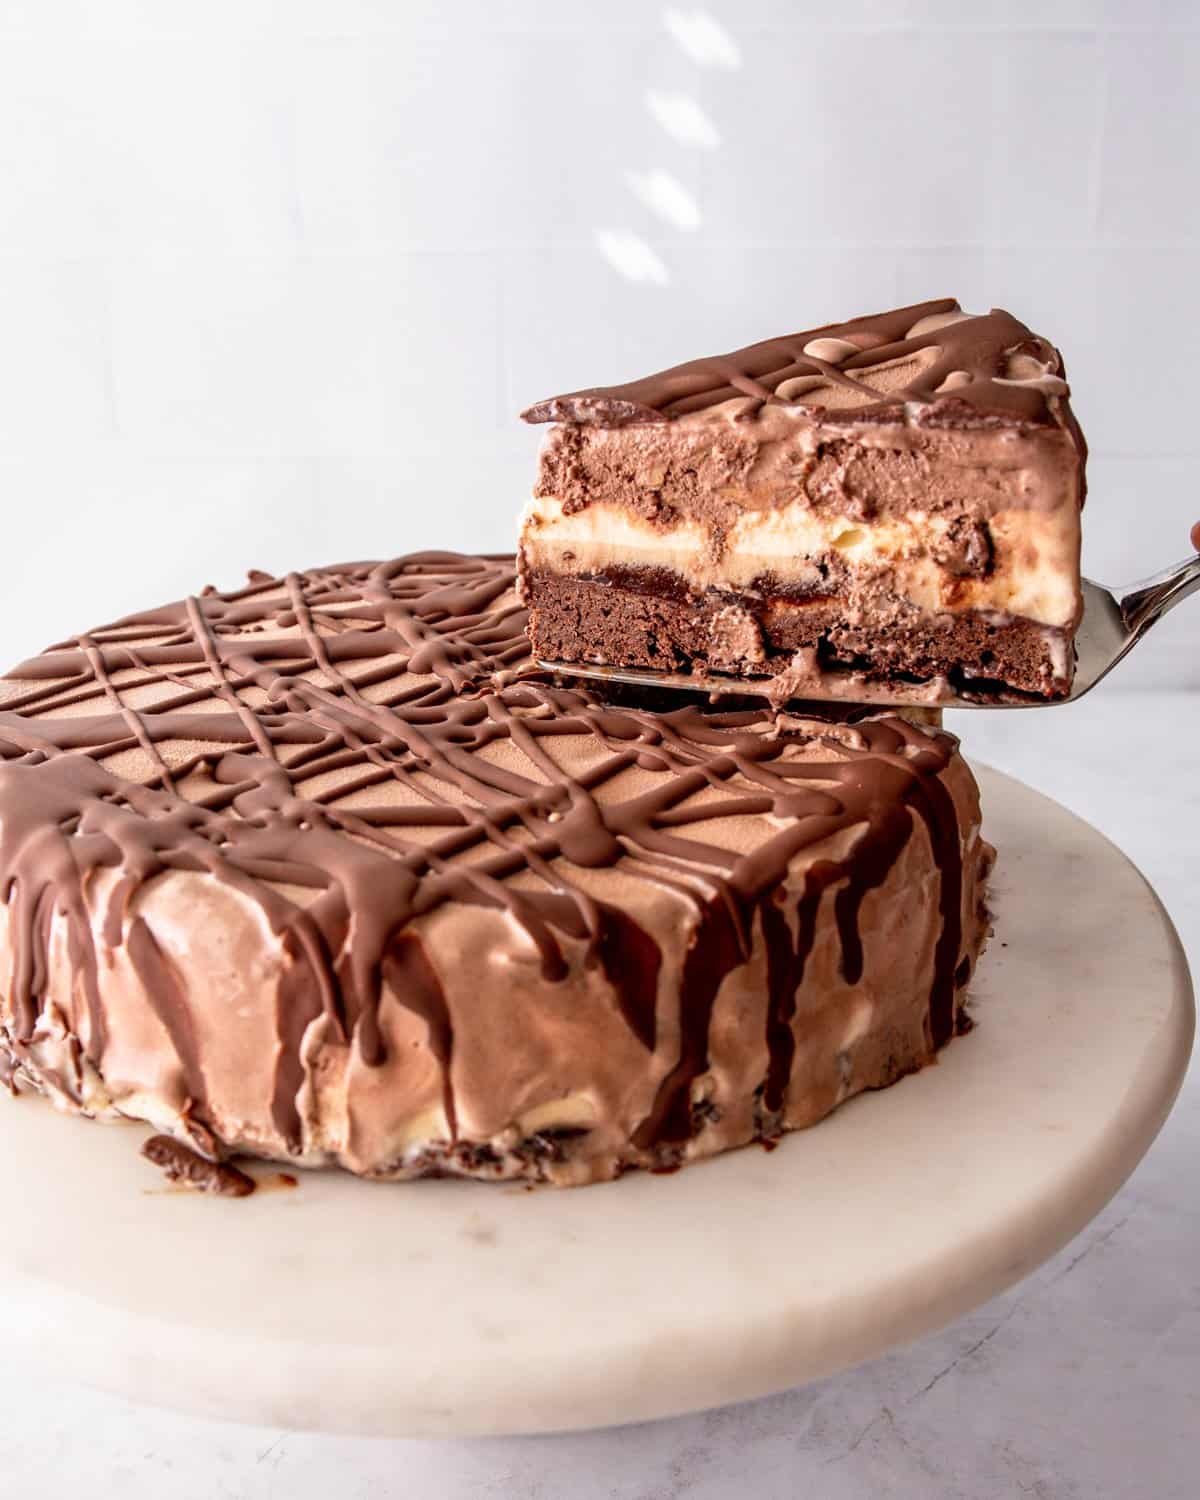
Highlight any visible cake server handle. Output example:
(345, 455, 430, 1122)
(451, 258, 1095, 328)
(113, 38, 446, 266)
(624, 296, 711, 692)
(1112, 525, 1200, 640)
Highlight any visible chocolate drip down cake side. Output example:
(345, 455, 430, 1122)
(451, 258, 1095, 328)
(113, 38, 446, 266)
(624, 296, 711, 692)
(0, 297, 1088, 1190)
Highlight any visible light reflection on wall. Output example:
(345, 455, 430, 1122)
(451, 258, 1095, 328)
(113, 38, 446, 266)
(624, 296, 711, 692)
(663, 8, 742, 70)
(644, 90, 721, 149)
(624, 169, 701, 232)
(593, 230, 671, 285)
(594, 11, 740, 285)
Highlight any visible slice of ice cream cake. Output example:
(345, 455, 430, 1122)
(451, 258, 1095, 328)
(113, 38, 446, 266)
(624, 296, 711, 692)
(519, 298, 1086, 703)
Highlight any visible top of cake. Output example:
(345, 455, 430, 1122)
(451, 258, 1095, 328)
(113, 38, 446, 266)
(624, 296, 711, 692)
(521, 297, 1076, 432)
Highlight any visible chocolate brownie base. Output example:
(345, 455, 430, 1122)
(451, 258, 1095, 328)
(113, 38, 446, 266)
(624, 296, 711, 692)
(525, 568, 1070, 700)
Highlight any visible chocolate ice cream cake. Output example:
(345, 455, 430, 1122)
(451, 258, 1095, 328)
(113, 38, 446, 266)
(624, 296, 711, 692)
(0, 553, 992, 1186)
(520, 299, 1087, 703)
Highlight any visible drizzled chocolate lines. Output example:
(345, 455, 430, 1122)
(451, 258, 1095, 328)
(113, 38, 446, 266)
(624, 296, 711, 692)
(0, 553, 966, 1158)
(522, 297, 1075, 429)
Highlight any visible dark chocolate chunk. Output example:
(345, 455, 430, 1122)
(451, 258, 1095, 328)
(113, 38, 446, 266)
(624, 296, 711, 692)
(142, 1134, 257, 1197)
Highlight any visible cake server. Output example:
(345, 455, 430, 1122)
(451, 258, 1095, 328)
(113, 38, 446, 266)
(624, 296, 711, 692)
(538, 524, 1200, 712)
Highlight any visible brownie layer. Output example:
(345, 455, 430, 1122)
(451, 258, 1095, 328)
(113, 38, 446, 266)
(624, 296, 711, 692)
(525, 568, 1070, 701)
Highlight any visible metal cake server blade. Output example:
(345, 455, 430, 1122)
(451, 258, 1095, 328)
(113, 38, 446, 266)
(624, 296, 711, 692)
(538, 541, 1200, 713)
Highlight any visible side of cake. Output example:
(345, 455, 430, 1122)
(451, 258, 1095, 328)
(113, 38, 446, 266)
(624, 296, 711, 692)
(519, 299, 1086, 703)
(0, 553, 992, 1186)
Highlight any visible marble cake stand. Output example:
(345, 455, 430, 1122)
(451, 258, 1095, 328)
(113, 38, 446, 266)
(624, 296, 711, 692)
(0, 766, 1192, 1439)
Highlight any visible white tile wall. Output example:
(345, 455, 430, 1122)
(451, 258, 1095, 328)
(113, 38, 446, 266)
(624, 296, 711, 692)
(0, 1, 1195, 688)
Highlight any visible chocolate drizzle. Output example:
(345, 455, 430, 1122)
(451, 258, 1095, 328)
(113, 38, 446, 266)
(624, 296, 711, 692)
(127, 917, 209, 1114)
(594, 902, 661, 1052)
(0, 552, 977, 1168)
(521, 298, 1080, 436)
(382, 933, 456, 1138)
(635, 891, 746, 1147)
(762, 866, 835, 1116)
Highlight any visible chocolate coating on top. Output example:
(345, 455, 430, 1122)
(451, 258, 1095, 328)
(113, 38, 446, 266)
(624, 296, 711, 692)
(521, 298, 1076, 431)
(0, 553, 973, 1164)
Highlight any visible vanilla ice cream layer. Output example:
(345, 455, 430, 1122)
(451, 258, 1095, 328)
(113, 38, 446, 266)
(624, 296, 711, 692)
(521, 496, 1081, 629)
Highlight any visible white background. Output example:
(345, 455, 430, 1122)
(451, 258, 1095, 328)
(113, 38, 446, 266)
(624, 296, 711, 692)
(0, 3, 1196, 1497)
(0, 0, 1195, 687)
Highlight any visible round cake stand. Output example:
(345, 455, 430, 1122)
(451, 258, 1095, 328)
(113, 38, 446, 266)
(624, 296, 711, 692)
(0, 767, 1192, 1439)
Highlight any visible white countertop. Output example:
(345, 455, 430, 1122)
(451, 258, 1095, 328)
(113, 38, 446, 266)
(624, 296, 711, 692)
(2, 689, 1196, 1500)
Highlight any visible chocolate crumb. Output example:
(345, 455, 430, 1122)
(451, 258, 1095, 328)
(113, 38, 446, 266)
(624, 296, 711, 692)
(933, 518, 995, 579)
(142, 1134, 256, 1197)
